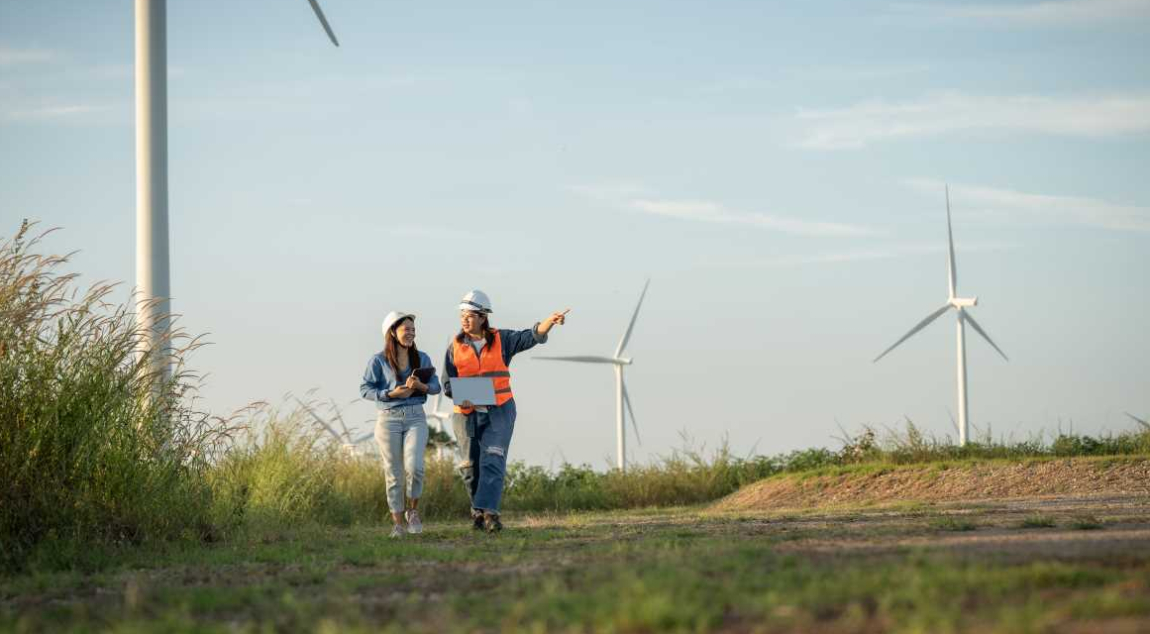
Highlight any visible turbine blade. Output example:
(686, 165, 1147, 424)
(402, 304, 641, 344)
(873, 303, 952, 363)
(354, 431, 373, 443)
(534, 355, 619, 364)
(295, 397, 344, 441)
(306, 0, 340, 47)
(963, 311, 1009, 361)
(615, 278, 650, 358)
(946, 184, 957, 299)
(1125, 412, 1149, 429)
(622, 379, 640, 446)
(330, 398, 351, 438)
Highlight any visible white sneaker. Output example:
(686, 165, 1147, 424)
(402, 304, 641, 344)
(405, 509, 423, 534)
(388, 523, 405, 539)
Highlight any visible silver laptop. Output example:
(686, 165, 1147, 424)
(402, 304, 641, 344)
(449, 377, 497, 406)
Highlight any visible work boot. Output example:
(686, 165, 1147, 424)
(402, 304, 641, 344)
(471, 509, 484, 531)
(405, 509, 423, 534)
(483, 511, 502, 534)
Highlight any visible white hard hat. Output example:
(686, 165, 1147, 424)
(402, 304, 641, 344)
(458, 289, 493, 314)
(381, 311, 415, 337)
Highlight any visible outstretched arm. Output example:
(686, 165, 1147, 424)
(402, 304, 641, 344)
(536, 309, 569, 337)
(501, 309, 569, 363)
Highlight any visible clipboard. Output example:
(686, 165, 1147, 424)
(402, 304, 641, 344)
(449, 377, 497, 406)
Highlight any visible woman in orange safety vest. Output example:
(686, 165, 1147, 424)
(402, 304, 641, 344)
(442, 289, 567, 533)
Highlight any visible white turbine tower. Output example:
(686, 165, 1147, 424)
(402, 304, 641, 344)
(873, 186, 1008, 446)
(535, 280, 649, 470)
(134, 0, 338, 379)
(426, 394, 456, 461)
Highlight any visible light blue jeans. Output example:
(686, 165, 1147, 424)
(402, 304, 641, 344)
(375, 404, 429, 513)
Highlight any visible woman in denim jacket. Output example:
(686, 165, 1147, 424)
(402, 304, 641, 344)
(360, 311, 442, 538)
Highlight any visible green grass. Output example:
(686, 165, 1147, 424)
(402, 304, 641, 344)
(930, 516, 978, 532)
(1071, 516, 1104, 530)
(1020, 515, 1058, 529)
(3, 506, 1148, 633)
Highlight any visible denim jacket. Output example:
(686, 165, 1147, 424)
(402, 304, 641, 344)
(360, 350, 442, 411)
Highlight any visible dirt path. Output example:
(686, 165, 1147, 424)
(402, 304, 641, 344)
(706, 493, 1150, 565)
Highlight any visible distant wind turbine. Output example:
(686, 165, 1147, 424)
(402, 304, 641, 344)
(873, 186, 1008, 446)
(134, 0, 338, 379)
(295, 397, 370, 455)
(535, 280, 649, 470)
(426, 394, 455, 461)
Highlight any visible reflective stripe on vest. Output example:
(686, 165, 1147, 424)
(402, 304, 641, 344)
(452, 331, 513, 414)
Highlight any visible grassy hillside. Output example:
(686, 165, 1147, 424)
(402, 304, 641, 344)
(715, 456, 1150, 512)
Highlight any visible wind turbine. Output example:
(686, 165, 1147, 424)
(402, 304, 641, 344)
(535, 280, 649, 470)
(134, 0, 339, 379)
(426, 394, 456, 461)
(873, 186, 1008, 446)
(295, 397, 370, 456)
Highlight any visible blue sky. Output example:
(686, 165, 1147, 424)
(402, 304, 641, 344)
(2, 0, 1148, 467)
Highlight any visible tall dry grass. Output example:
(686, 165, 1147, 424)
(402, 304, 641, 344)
(0, 222, 235, 569)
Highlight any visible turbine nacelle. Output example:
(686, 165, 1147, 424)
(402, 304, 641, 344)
(615, 357, 633, 366)
(949, 297, 977, 308)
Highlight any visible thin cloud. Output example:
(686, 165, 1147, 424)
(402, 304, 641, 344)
(2, 104, 101, 121)
(700, 64, 930, 95)
(795, 92, 1150, 149)
(705, 242, 1013, 269)
(0, 47, 56, 67)
(784, 63, 932, 82)
(629, 198, 876, 237)
(568, 183, 878, 237)
(906, 178, 1150, 232)
(891, 0, 1150, 26)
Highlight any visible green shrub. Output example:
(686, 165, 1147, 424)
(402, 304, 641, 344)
(1070, 516, 1103, 530)
(1020, 515, 1056, 529)
(930, 517, 976, 532)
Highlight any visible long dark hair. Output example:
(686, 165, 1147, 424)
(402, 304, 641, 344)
(455, 313, 496, 348)
(385, 318, 421, 374)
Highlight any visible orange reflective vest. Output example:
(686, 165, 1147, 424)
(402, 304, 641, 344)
(452, 330, 513, 414)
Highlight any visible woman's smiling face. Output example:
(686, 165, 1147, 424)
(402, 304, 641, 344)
(393, 318, 416, 347)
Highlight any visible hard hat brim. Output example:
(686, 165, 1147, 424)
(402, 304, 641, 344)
(382, 311, 416, 336)
(458, 301, 492, 314)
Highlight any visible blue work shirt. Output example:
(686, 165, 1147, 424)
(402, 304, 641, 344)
(360, 350, 442, 411)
